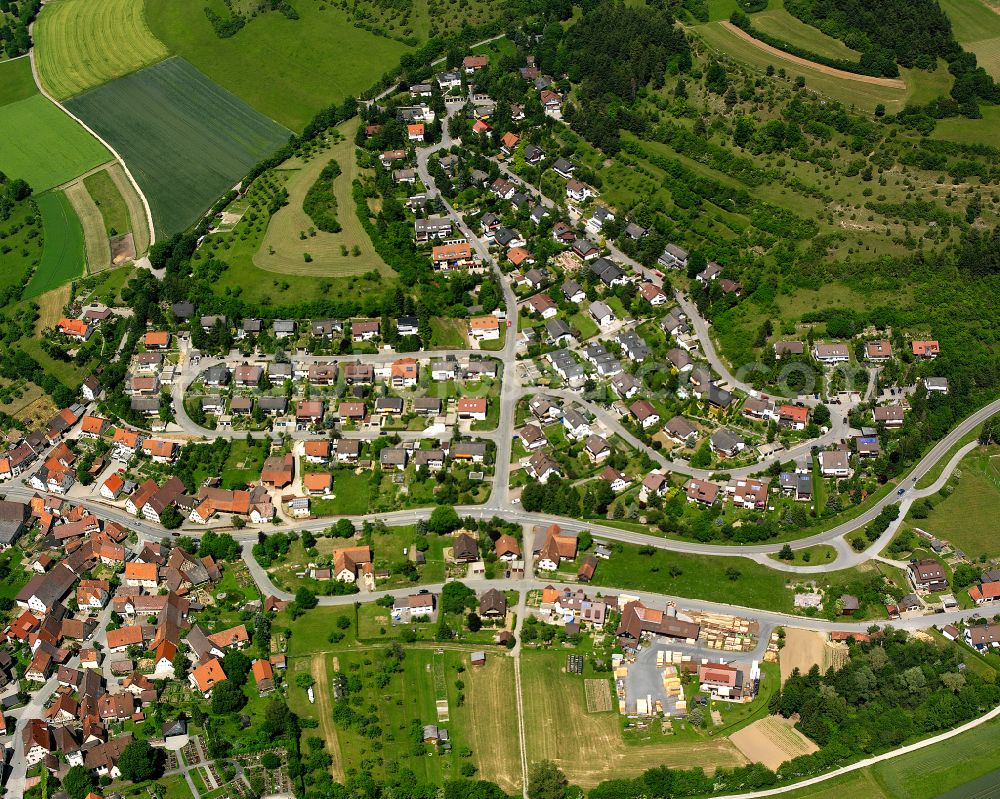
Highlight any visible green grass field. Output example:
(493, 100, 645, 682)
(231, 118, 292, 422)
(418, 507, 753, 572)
(781, 715, 1000, 799)
(695, 21, 951, 113)
(255, 118, 391, 277)
(194, 146, 397, 307)
(0, 94, 110, 191)
(146, 0, 412, 131)
(939, 0, 1000, 80)
(429, 317, 468, 348)
(912, 445, 1000, 559)
(83, 167, 132, 237)
(0, 57, 37, 106)
(593, 544, 904, 615)
(749, 0, 860, 61)
(34, 0, 169, 100)
(932, 104, 1000, 144)
(593, 546, 797, 611)
(221, 439, 268, 488)
(66, 57, 291, 235)
(24, 191, 85, 298)
(767, 544, 838, 566)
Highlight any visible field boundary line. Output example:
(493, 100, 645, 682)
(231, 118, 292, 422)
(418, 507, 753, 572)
(513, 654, 528, 798)
(63, 180, 111, 272)
(27, 27, 156, 252)
(714, 702, 1000, 799)
(718, 22, 906, 88)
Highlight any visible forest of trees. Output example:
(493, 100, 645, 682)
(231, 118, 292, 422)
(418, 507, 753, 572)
(0, 0, 39, 58)
(777, 630, 1000, 753)
(543, 1, 691, 152)
(303, 159, 343, 233)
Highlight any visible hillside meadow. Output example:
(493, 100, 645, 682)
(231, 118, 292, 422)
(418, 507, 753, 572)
(146, 0, 411, 131)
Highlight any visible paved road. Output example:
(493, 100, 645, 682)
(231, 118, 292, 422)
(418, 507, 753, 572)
(5, 675, 57, 796)
(5, 385, 995, 567)
(241, 536, 993, 632)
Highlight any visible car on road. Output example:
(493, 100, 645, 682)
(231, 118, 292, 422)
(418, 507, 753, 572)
(897, 488, 905, 496)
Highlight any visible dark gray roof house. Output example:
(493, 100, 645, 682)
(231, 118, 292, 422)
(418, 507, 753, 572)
(375, 397, 404, 414)
(171, 302, 195, 320)
(453, 533, 479, 562)
(0, 500, 28, 547)
(203, 364, 230, 386)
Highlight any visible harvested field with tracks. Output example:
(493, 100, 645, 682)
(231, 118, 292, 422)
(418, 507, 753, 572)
(780, 628, 836, 684)
(64, 180, 110, 271)
(451, 655, 522, 793)
(729, 715, 819, 770)
(585, 679, 613, 713)
(35, 0, 169, 99)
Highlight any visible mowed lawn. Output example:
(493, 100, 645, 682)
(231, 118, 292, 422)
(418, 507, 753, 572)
(146, 0, 412, 132)
(66, 57, 291, 236)
(0, 57, 37, 106)
(939, 0, 1000, 80)
(0, 94, 110, 191)
(521, 652, 746, 788)
(34, 0, 169, 99)
(914, 445, 1000, 558)
(256, 118, 391, 278)
(83, 167, 132, 237)
(694, 21, 943, 112)
(931, 104, 1000, 145)
(24, 191, 86, 298)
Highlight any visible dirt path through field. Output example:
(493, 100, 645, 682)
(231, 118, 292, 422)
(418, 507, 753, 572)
(310, 653, 345, 781)
(720, 22, 907, 88)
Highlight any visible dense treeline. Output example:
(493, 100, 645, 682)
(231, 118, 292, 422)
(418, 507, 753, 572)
(0, 0, 39, 58)
(647, 119, 770, 186)
(590, 631, 1000, 797)
(778, 630, 1000, 751)
(204, 0, 298, 38)
(728, 10, 897, 78)
(302, 159, 342, 233)
(540, 1, 690, 152)
(0, 176, 38, 313)
(958, 224, 1000, 277)
(784, 0, 956, 68)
